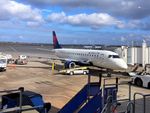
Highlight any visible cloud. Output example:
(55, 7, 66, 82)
(116, 19, 150, 30)
(24, 0, 150, 19)
(17, 0, 150, 30)
(121, 36, 126, 42)
(20, 0, 51, 8)
(18, 35, 24, 39)
(27, 21, 43, 27)
(54, 0, 150, 19)
(0, 0, 44, 26)
(47, 12, 122, 29)
(116, 20, 140, 29)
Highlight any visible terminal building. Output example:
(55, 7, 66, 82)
(115, 40, 150, 67)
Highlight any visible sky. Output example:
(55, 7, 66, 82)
(0, 0, 150, 45)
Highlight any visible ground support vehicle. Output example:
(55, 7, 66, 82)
(0, 55, 7, 71)
(129, 72, 150, 88)
(15, 55, 28, 65)
(59, 67, 89, 75)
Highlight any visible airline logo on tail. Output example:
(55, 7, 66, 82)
(53, 31, 62, 49)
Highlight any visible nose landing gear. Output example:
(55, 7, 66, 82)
(107, 69, 113, 77)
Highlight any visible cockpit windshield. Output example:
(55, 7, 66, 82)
(108, 55, 120, 58)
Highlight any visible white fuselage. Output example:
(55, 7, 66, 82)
(54, 48, 128, 70)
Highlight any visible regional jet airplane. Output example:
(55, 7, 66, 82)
(52, 31, 128, 70)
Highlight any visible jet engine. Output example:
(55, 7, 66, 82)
(64, 61, 76, 69)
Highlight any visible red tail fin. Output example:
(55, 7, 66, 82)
(53, 31, 61, 49)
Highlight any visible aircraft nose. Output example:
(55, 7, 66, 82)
(121, 62, 128, 69)
(119, 60, 128, 69)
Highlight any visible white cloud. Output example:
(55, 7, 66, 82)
(117, 20, 139, 29)
(47, 12, 122, 29)
(117, 20, 150, 30)
(0, 0, 44, 25)
(18, 0, 150, 30)
(25, 0, 150, 19)
(121, 36, 126, 42)
(42, 9, 52, 13)
(48, 12, 67, 23)
(27, 21, 43, 27)
(19, 35, 24, 39)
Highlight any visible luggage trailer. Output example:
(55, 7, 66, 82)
(0, 87, 51, 113)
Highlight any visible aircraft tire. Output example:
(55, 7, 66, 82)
(148, 82, 150, 89)
(69, 62, 76, 69)
(107, 73, 111, 77)
(70, 71, 74, 75)
(135, 78, 143, 87)
(83, 71, 87, 75)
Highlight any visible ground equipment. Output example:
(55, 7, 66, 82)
(0, 87, 51, 113)
(0, 55, 7, 71)
(15, 55, 28, 65)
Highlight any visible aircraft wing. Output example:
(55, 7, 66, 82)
(27, 54, 91, 65)
(36, 48, 55, 52)
(34, 47, 91, 64)
(49, 57, 91, 64)
(49, 57, 79, 62)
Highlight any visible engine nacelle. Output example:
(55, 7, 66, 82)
(64, 61, 76, 69)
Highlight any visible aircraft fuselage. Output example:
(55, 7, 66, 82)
(55, 48, 128, 70)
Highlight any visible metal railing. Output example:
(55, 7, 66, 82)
(103, 78, 132, 102)
(133, 93, 150, 113)
(103, 77, 133, 113)
(125, 101, 134, 113)
(101, 95, 113, 113)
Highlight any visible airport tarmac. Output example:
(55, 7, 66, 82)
(0, 43, 51, 58)
(0, 61, 89, 112)
(0, 43, 150, 113)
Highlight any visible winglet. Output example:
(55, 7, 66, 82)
(53, 31, 62, 49)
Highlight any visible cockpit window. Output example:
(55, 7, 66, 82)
(108, 55, 120, 58)
(113, 55, 120, 58)
(108, 55, 112, 58)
